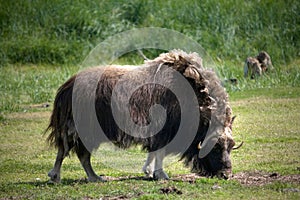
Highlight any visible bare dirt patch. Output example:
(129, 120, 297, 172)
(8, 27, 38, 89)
(6, 110, 50, 120)
(173, 171, 300, 186)
(159, 186, 183, 195)
(102, 172, 300, 187)
(232, 171, 300, 186)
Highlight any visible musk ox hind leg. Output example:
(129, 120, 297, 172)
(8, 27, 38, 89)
(75, 140, 105, 182)
(48, 145, 65, 183)
(48, 138, 76, 183)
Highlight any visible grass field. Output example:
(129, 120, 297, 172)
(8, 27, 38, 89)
(0, 63, 299, 199)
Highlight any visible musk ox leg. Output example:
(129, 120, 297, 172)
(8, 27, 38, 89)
(153, 149, 169, 180)
(75, 140, 105, 182)
(244, 62, 249, 77)
(142, 152, 155, 178)
(48, 146, 65, 183)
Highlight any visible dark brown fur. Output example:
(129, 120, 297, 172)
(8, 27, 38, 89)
(256, 51, 273, 72)
(45, 50, 236, 182)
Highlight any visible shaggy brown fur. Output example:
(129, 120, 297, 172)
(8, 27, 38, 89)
(244, 51, 273, 79)
(45, 50, 237, 182)
(244, 57, 262, 79)
(256, 51, 273, 72)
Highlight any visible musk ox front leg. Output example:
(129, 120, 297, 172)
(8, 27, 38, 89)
(153, 149, 169, 180)
(142, 152, 155, 178)
(142, 150, 168, 180)
(143, 150, 169, 180)
(75, 140, 105, 182)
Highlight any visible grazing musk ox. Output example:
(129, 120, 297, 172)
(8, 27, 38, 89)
(256, 51, 273, 72)
(244, 51, 273, 78)
(244, 57, 262, 79)
(45, 50, 241, 183)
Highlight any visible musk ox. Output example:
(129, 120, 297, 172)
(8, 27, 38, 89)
(244, 51, 273, 79)
(256, 51, 273, 72)
(45, 50, 242, 183)
(244, 57, 262, 79)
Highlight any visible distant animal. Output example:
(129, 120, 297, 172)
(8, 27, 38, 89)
(244, 51, 273, 79)
(45, 50, 242, 183)
(256, 51, 273, 72)
(244, 57, 262, 79)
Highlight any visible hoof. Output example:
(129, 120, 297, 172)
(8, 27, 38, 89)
(142, 166, 154, 178)
(153, 169, 169, 180)
(48, 170, 61, 183)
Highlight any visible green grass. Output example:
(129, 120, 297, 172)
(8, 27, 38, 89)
(230, 92, 300, 175)
(0, 64, 79, 114)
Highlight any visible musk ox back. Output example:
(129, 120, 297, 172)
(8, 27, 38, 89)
(45, 50, 241, 183)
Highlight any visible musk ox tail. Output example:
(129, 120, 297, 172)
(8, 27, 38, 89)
(45, 75, 76, 157)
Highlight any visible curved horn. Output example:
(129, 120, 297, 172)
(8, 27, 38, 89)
(231, 115, 236, 124)
(229, 115, 236, 130)
(233, 141, 244, 150)
(197, 142, 202, 150)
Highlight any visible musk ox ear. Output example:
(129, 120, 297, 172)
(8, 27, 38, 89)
(183, 66, 202, 81)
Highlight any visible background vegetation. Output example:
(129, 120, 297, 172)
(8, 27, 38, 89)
(0, 0, 299, 66)
(0, 0, 299, 199)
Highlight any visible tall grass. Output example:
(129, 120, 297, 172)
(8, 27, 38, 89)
(0, 53, 299, 114)
(0, 0, 299, 114)
(218, 59, 300, 92)
(0, 0, 299, 66)
(0, 65, 79, 113)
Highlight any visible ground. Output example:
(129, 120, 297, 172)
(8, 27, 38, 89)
(0, 87, 299, 199)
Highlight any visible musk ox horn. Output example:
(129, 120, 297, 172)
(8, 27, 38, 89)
(197, 142, 202, 150)
(233, 141, 244, 150)
(229, 115, 236, 130)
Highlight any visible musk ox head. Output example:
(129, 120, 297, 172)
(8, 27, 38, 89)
(156, 50, 242, 179)
(245, 57, 262, 79)
(193, 115, 243, 179)
(256, 51, 273, 72)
